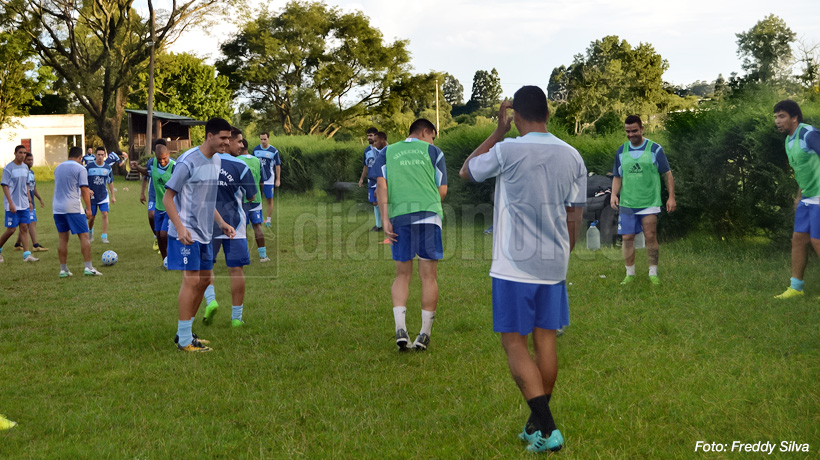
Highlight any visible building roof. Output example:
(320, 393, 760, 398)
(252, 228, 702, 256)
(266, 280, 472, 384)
(125, 109, 206, 126)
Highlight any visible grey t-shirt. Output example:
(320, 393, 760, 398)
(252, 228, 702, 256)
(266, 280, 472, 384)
(52, 160, 89, 214)
(1, 161, 30, 211)
(165, 146, 221, 244)
(468, 132, 587, 283)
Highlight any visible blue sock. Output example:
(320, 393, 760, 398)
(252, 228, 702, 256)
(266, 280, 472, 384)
(374, 206, 382, 228)
(22, 251, 31, 259)
(101, 233, 107, 240)
(204, 285, 216, 304)
(177, 319, 194, 347)
(258, 247, 267, 258)
(790, 277, 804, 291)
(232, 305, 243, 321)
(0, 247, 3, 254)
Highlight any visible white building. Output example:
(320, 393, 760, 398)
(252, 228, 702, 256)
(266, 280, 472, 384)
(0, 114, 84, 166)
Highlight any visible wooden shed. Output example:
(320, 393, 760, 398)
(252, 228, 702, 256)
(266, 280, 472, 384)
(126, 109, 206, 160)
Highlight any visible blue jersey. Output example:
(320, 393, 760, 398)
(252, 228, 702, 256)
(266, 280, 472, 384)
(253, 145, 281, 185)
(86, 161, 113, 204)
(28, 169, 35, 201)
(213, 153, 257, 240)
(363, 145, 384, 186)
(146, 157, 156, 202)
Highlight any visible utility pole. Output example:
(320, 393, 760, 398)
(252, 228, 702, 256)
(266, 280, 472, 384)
(145, 0, 156, 159)
(435, 78, 440, 130)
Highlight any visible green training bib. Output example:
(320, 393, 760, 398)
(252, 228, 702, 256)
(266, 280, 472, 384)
(619, 140, 661, 209)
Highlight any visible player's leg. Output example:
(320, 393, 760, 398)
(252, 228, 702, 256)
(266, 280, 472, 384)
(148, 206, 158, 250)
(18, 221, 36, 262)
(618, 212, 639, 285)
(87, 204, 97, 241)
(528, 327, 563, 452)
(28, 214, 46, 251)
(777, 203, 814, 298)
(253, 223, 268, 261)
(641, 214, 659, 284)
(225, 238, 250, 326)
(202, 240, 220, 325)
(417, 259, 439, 351)
(177, 269, 211, 351)
(392, 260, 413, 350)
(264, 185, 274, 226)
(155, 211, 169, 261)
(100, 207, 109, 243)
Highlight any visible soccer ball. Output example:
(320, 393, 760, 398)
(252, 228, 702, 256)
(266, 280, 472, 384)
(163, 257, 168, 269)
(101, 250, 118, 266)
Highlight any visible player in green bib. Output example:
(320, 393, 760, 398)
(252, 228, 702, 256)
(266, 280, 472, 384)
(773, 100, 820, 299)
(150, 144, 175, 264)
(611, 115, 676, 285)
(238, 138, 269, 262)
(374, 118, 447, 351)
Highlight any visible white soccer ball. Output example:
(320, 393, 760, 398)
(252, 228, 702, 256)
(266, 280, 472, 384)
(101, 250, 118, 266)
(163, 257, 168, 269)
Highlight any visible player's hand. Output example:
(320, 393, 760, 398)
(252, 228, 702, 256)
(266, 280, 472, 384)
(177, 227, 193, 245)
(84, 209, 92, 219)
(130, 161, 139, 170)
(610, 194, 619, 210)
(384, 220, 397, 243)
(358, 178, 363, 188)
(121, 153, 128, 160)
(39, 198, 44, 208)
(111, 196, 116, 204)
(497, 100, 514, 134)
(275, 179, 280, 187)
(666, 197, 676, 213)
(220, 222, 236, 239)
(8, 203, 15, 213)
(140, 194, 146, 205)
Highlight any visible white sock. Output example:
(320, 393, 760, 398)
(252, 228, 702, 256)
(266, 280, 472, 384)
(265, 217, 271, 223)
(626, 265, 636, 276)
(649, 265, 658, 276)
(420, 309, 435, 336)
(393, 306, 407, 332)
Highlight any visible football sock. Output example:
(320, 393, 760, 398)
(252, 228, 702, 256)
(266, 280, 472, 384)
(374, 207, 382, 228)
(790, 277, 804, 291)
(84, 261, 93, 270)
(265, 217, 271, 223)
(232, 305, 243, 321)
(22, 251, 31, 259)
(101, 233, 108, 240)
(393, 306, 407, 332)
(205, 285, 216, 304)
(527, 394, 556, 435)
(525, 394, 551, 434)
(0, 247, 3, 254)
(153, 234, 157, 240)
(177, 319, 194, 347)
(60, 264, 69, 272)
(649, 265, 658, 276)
(258, 247, 267, 259)
(625, 265, 636, 276)
(420, 309, 435, 336)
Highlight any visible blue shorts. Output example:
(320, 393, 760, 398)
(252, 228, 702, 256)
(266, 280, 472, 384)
(617, 209, 658, 235)
(391, 224, 443, 262)
(153, 210, 169, 232)
(5, 209, 30, 228)
(492, 278, 570, 335)
(244, 203, 263, 225)
(211, 238, 250, 267)
(90, 201, 109, 216)
(147, 200, 155, 211)
(794, 201, 820, 239)
(167, 237, 214, 271)
(29, 208, 37, 223)
(53, 213, 89, 234)
(263, 184, 275, 199)
(368, 187, 377, 204)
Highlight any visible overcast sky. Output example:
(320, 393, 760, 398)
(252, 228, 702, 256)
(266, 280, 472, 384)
(168, 0, 820, 99)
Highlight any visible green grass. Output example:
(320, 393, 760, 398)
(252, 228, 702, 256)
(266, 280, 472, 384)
(1, 179, 819, 459)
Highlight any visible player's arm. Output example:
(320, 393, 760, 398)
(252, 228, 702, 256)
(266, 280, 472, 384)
(213, 209, 236, 239)
(376, 177, 394, 242)
(566, 206, 583, 252)
(163, 189, 192, 244)
(438, 185, 447, 201)
(117, 152, 128, 167)
(130, 161, 148, 176)
(108, 181, 116, 203)
(611, 177, 622, 209)
(2, 184, 15, 213)
(459, 101, 512, 180)
(274, 164, 281, 187)
(81, 186, 92, 219)
(663, 171, 675, 212)
(139, 177, 148, 204)
(359, 166, 367, 187)
(33, 186, 44, 207)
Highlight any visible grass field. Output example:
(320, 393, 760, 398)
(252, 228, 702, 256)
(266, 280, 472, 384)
(1, 178, 819, 459)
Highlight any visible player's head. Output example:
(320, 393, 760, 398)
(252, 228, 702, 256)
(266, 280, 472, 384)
(408, 118, 437, 144)
(774, 99, 803, 134)
(240, 138, 249, 155)
(205, 117, 233, 154)
(366, 127, 378, 144)
(94, 146, 107, 164)
(374, 131, 388, 149)
(153, 138, 167, 152)
(69, 146, 83, 160)
(260, 132, 270, 148)
(512, 86, 549, 124)
(86, 146, 93, 155)
(156, 144, 170, 166)
(230, 126, 244, 157)
(624, 115, 644, 144)
(13, 145, 27, 163)
(24, 152, 33, 168)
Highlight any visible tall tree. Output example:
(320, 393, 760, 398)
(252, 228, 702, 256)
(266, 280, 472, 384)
(441, 73, 463, 105)
(547, 65, 569, 102)
(376, 71, 453, 133)
(713, 74, 727, 99)
(0, 0, 225, 152)
(129, 52, 233, 120)
(736, 14, 796, 83)
(216, 1, 410, 137)
(470, 68, 502, 108)
(0, 27, 50, 130)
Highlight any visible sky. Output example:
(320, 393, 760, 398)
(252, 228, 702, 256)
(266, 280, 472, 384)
(167, 0, 820, 99)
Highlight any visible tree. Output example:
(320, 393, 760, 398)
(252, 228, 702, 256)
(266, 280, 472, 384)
(736, 14, 796, 83)
(216, 1, 410, 137)
(441, 73, 463, 105)
(470, 68, 502, 108)
(547, 65, 569, 102)
(713, 74, 727, 99)
(1, 0, 226, 152)
(376, 71, 454, 133)
(796, 40, 820, 91)
(129, 52, 233, 120)
(0, 27, 50, 130)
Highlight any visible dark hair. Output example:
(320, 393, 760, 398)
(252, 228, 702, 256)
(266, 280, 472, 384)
(231, 126, 243, 138)
(155, 144, 169, 154)
(260, 132, 269, 138)
(241, 139, 249, 150)
(14, 144, 26, 153)
(366, 127, 378, 135)
(25, 152, 33, 158)
(153, 138, 167, 149)
(96, 146, 106, 153)
(205, 117, 232, 135)
(69, 146, 83, 158)
(512, 86, 549, 123)
(624, 115, 643, 127)
(408, 118, 437, 136)
(376, 131, 387, 141)
(774, 100, 803, 123)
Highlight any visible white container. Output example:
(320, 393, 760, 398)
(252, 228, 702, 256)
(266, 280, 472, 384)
(634, 231, 645, 249)
(586, 221, 600, 251)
